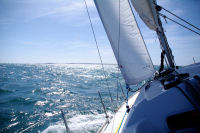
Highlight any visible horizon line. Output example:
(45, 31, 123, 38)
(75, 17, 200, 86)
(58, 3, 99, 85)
(0, 62, 118, 65)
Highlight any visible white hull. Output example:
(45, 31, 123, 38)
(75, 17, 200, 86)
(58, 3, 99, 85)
(98, 92, 140, 133)
(98, 63, 200, 133)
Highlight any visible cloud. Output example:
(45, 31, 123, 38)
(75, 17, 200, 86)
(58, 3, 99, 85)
(27, 0, 96, 21)
(15, 40, 33, 45)
(0, 0, 100, 27)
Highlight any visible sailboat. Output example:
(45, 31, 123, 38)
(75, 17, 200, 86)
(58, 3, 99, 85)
(90, 0, 200, 132)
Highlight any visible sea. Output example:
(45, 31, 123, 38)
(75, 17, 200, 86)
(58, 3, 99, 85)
(0, 63, 145, 133)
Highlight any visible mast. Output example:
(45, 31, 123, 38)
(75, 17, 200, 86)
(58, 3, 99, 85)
(155, 5, 175, 68)
(130, 0, 175, 68)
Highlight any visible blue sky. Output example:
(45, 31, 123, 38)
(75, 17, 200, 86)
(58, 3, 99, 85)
(0, 0, 199, 65)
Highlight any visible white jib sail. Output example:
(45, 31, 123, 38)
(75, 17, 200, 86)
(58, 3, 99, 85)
(130, 0, 159, 31)
(94, 0, 154, 85)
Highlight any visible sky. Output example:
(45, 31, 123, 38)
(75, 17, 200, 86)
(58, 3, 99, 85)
(0, 0, 199, 66)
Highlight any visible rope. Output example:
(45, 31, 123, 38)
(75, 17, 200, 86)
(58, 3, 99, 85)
(83, 0, 113, 103)
(159, 13, 200, 36)
(125, 84, 130, 112)
(159, 51, 165, 74)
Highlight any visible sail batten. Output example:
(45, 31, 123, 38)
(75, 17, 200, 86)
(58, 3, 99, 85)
(94, 0, 154, 85)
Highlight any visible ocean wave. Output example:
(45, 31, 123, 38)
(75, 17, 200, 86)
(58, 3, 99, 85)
(3, 97, 36, 105)
(42, 124, 66, 133)
(35, 100, 49, 106)
(0, 64, 125, 132)
(42, 112, 111, 133)
(7, 122, 19, 128)
(0, 89, 12, 94)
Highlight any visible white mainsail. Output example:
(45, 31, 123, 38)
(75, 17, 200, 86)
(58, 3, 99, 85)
(131, 0, 159, 31)
(94, 0, 154, 85)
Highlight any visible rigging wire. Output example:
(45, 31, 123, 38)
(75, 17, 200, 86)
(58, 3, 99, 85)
(119, 82, 126, 101)
(158, 5, 200, 32)
(116, 0, 121, 105)
(159, 13, 200, 36)
(83, 0, 113, 103)
(18, 117, 48, 133)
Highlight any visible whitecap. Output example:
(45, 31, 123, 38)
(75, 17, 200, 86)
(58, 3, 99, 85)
(57, 103, 70, 108)
(7, 122, 19, 128)
(47, 91, 62, 95)
(11, 117, 17, 122)
(44, 111, 59, 117)
(35, 100, 49, 106)
(42, 124, 66, 133)
(42, 112, 110, 133)
(25, 97, 30, 100)
(40, 87, 50, 91)
(67, 113, 106, 132)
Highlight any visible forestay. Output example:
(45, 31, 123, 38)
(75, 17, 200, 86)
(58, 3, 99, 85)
(94, 0, 154, 85)
(131, 0, 159, 31)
